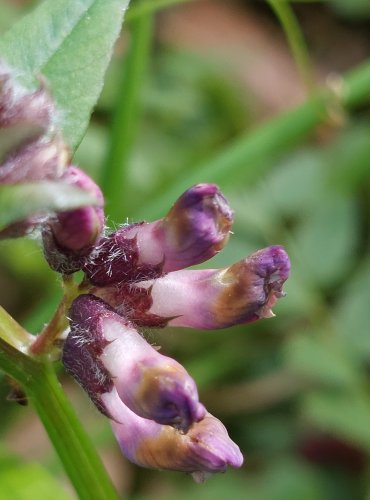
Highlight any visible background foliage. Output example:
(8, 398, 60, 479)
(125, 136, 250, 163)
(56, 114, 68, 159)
(0, 0, 370, 498)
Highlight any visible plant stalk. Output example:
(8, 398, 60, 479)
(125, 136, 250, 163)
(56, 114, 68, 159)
(268, 0, 315, 93)
(0, 316, 118, 499)
(101, 4, 153, 222)
(135, 59, 370, 220)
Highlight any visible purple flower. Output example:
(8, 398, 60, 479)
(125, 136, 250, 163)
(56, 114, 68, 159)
(93, 245, 290, 329)
(63, 294, 205, 431)
(104, 388, 243, 481)
(83, 184, 233, 286)
(59, 180, 290, 480)
(42, 167, 105, 274)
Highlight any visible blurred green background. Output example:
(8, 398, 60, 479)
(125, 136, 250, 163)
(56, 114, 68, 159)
(0, 0, 370, 498)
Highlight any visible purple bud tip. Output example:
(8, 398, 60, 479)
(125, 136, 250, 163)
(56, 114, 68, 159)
(83, 184, 233, 286)
(228, 245, 291, 320)
(96, 245, 290, 329)
(64, 294, 204, 431)
(157, 183, 234, 271)
(42, 167, 105, 274)
(122, 358, 206, 432)
(52, 166, 105, 251)
(108, 391, 243, 477)
(202, 244, 290, 326)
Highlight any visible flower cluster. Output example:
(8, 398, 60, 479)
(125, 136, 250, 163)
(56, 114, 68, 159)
(61, 189, 290, 481)
(0, 62, 291, 481)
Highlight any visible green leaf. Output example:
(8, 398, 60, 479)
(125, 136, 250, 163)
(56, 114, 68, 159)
(335, 258, 370, 360)
(292, 194, 358, 287)
(0, 182, 97, 231)
(284, 332, 360, 388)
(0, 0, 130, 149)
(303, 391, 370, 452)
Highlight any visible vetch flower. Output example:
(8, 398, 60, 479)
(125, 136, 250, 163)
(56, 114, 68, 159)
(94, 245, 290, 329)
(104, 388, 243, 482)
(59, 181, 290, 481)
(42, 167, 105, 274)
(63, 294, 205, 431)
(83, 183, 233, 286)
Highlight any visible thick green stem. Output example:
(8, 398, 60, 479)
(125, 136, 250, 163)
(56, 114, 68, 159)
(135, 59, 370, 220)
(29, 365, 118, 500)
(0, 319, 118, 499)
(101, 5, 153, 222)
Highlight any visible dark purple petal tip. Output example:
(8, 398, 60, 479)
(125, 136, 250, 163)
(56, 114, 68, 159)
(42, 167, 105, 273)
(213, 245, 291, 325)
(83, 184, 234, 286)
(160, 183, 234, 270)
(64, 294, 204, 431)
(110, 399, 243, 479)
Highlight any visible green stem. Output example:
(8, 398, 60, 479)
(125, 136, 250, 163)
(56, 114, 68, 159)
(0, 305, 33, 350)
(125, 0, 196, 22)
(101, 5, 153, 223)
(29, 365, 118, 500)
(0, 338, 37, 384)
(268, 0, 315, 93)
(30, 276, 81, 357)
(0, 329, 118, 499)
(135, 59, 370, 220)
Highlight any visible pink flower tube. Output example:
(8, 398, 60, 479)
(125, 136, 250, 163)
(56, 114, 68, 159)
(95, 245, 290, 329)
(63, 294, 205, 431)
(84, 184, 233, 285)
(104, 388, 243, 482)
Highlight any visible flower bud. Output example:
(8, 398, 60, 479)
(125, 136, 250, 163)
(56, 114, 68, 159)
(63, 294, 205, 431)
(104, 389, 243, 481)
(83, 184, 233, 286)
(42, 167, 105, 274)
(94, 245, 290, 329)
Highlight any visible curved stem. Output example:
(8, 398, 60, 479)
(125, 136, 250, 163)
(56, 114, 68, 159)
(135, 59, 370, 220)
(30, 276, 80, 357)
(268, 0, 315, 93)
